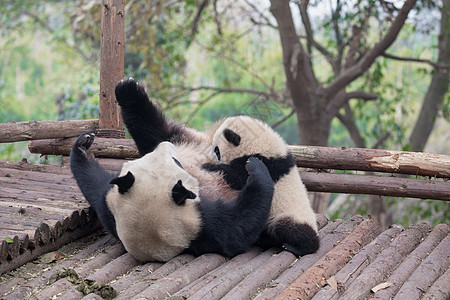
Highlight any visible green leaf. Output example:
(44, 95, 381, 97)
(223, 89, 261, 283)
(5, 237, 13, 244)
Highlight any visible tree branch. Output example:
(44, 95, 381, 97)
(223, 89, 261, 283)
(246, 0, 278, 30)
(297, 0, 337, 71)
(337, 103, 366, 148)
(345, 91, 378, 101)
(324, 0, 417, 100)
(382, 52, 450, 69)
(271, 109, 295, 129)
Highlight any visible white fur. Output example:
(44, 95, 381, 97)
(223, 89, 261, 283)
(212, 115, 318, 232)
(106, 142, 202, 262)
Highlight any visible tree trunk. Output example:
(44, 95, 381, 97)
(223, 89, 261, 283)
(409, 0, 449, 152)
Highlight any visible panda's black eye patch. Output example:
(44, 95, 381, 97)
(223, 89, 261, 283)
(224, 129, 241, 146)
(214, 146, 221, 161)
(172, 157, 183, 169)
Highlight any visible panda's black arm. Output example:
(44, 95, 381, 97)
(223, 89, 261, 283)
(115, 79, 171, 155)
(188, 157, 274, 257)
(70, 132, 119, 239)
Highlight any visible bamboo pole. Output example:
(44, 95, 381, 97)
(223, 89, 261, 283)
(0, 120, 99, 143)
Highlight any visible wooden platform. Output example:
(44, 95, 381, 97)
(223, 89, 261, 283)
(0, 160, 449, 299)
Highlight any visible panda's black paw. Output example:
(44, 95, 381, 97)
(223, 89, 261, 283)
(245, 157, 271, 180)
(115, 77, 149, 108)
(282, 243, 301, 257)
(74, 131, 95, 156)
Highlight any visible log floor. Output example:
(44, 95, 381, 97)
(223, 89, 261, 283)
(0, 160, 448, 299)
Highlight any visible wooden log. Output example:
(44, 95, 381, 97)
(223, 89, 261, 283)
(339, 222, 432, 300)
(4, 235, 115, 298)
(274, 218, 382, 300)
(393, 234, 450, 300)
(175, 249, 261, 299)
(110, 262, 164, 293)
(421, 268, 450, 300)
(222, 251, 297, 300)
(254, 216, 364, 300)
(28, 138, 450, 178)
(28, 137, 139, 159)
(288, 145, 450, 178)
(117, 254, 195, 298)
(186, 249, 277, 300)
(99, 0, 125, 135)
(300, 172, 450, 201)
(311, 225, 404, 300)
(0, 120, 99, 143)
(372, 223, 449, 300)
(136, 254, 226, 299)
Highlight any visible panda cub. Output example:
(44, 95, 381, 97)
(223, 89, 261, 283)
(70, 132, 274, 262)
(203, 115, 320, 256)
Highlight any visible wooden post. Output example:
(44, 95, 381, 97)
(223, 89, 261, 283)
(98, 0, 125, 138)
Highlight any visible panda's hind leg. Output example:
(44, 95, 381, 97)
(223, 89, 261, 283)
(271, 217, 319, 257)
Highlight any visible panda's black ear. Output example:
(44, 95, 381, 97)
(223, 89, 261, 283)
(172, 180, 197, 205)
(224, 129, 241, 146)
(110, 171, 135, 194)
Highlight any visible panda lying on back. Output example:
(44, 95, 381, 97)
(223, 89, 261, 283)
(70, 132, 274, 262)
(114, 78, 319, 257)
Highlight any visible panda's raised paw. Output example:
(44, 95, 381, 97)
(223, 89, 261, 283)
(115, 77, 148, 108)
(245, 157, 265, 174)
(75, 131, 95, 152)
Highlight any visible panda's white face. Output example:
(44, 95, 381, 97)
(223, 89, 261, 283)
(211, 116, 288, 163)
(106, 141, 202, 262)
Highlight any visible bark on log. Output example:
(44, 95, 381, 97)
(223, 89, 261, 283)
(28, 137, 139, 159)
(117, 254, 194, 299)
(0, 120, 99, 143)
(372, 223, 449, 299)
(135, 254, 226, 299)
(421, 268, 450, 300)
(339, 222, 432, 300)
(274, 218, 381, 300)
(393, 234, 450, 300)
(311, 225, 404, 300)
(175, 249, 261, 299)
(255, 216, 364, 300)
(300, 172, 450, 201)
(186, 249, 277, 300)
(288, 145, 450, 178)
(222, 251, 297, 300)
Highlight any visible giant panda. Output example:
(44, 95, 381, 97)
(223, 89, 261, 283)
(70, 131, 274, 262)
(114, 78, 318, 256)
(202, 115, 320, 256)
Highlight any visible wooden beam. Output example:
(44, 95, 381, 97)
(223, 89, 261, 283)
(300, 172, 450, 201)
(28, 137, 138, 159)
(29, 138, 450, 179)
(99, 0, 125, 136)
(0, 120, 99, 143)
(288, 145, 450, 178)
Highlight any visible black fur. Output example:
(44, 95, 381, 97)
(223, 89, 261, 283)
(202, 153, 295, 190)
(110, 171, 135, 194)
(70, 132, 119, 239)
(223, 129, 241, 146)
(186, 157, 274, 257)
(115, 79, 188, 156)
(257, 218, 320, 257)
(172, 180, 197, 206)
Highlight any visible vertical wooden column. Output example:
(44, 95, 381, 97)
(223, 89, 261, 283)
(98, 0, 125, 138)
